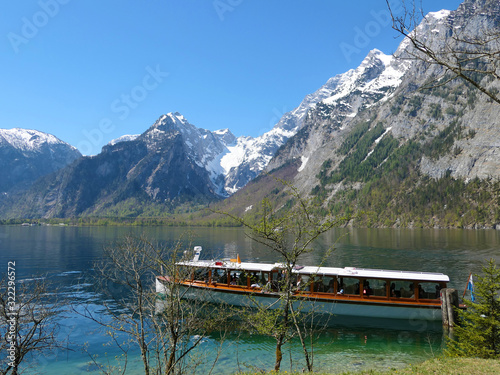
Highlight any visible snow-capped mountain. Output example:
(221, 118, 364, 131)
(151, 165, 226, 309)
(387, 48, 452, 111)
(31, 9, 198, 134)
(248, 0, 500, 228)
(105, 49, 410, 197)
(0, 128, 82, 192)
(137, 112, 237, 196)
(316, 49, 409, 118)
(227, 48, 410, 189)
(0, 128, 75, 152)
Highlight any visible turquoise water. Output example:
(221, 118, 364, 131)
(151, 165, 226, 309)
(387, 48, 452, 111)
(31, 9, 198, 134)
(1, 226, 499, 374)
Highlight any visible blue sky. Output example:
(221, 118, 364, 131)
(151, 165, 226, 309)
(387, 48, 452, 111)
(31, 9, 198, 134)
(1, 0, 463, 155)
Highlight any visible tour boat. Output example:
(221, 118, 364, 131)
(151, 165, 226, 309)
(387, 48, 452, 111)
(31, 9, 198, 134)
(156, 247, 450, 322)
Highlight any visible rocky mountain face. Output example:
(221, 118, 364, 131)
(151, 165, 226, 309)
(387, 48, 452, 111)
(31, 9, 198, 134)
(0, 114, 227, 218)
(222, 48, 409, 194)
(266, 48, 410, 172)
(0, 128, 81, 193)
(251, 0, 500, 228)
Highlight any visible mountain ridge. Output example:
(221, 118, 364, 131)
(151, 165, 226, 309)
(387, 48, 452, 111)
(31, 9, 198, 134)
(0, 128, 82, 193)
(1, 0, 499, 227)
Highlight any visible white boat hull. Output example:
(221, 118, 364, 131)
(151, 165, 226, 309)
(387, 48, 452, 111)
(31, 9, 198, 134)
(157, 281, 442, 322)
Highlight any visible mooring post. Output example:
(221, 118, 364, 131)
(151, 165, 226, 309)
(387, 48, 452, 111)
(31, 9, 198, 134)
(441, 288, 459, 328)
(441, 289, 449, 326)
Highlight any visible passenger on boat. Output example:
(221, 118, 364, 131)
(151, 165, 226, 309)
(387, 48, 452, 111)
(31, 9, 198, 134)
(418, 284, 425, 299)
(409, 284, 415, 298)
(337, 279, 344, 295)
(363, 281, 373, 296)
(435, 285, 441, 298)
(316, 277, 325, 292)
(250, 272, 260, 286)
(390, 283, 397, 297)
(262, 280, 272, 293)
(296, 275, 303, 290)
(218, 271, 227, 284)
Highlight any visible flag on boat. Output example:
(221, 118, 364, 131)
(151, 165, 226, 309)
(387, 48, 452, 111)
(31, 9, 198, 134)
(466, 274, 475, 302)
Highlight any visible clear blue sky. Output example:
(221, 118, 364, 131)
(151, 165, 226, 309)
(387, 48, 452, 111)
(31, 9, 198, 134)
(1, 0, 463, 155)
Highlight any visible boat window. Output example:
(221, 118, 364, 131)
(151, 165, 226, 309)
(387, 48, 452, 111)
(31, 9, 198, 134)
(389, 280, 415, 299)
(193, 267, 209, 283)
(212, 268, 227, 284)
(312, 276, 328, 292)
(339, 277, 360, 296)
(325, 277, 336, 293)
(417, 282, 442, 300)
(271, 271, 284, 291)
(249, 271, 267, 287)
(363, 279, 387, 297)
(229, 270, 247, 286)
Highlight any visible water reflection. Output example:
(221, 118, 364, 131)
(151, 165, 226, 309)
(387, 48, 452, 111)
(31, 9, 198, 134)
(201, 323, 445, 374)
(1, 225, 500, 374)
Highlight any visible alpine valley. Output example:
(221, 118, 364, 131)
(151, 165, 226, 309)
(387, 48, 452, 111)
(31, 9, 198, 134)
(1, 0, 499, 228)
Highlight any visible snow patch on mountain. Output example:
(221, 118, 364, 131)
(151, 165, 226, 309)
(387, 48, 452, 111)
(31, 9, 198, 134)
(108, 134, 140, 146)
(321, 49, 409, 110)
(0, 128, 82, 193)
(428, 9, 451, 20)
(298, 156, 309, 172)
(0, 128, 76, 153)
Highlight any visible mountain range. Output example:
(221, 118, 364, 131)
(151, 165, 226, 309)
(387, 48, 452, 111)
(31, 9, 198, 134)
(1, 0, 499, 228)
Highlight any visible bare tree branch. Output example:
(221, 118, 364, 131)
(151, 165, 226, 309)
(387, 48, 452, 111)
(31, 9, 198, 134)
(0, 277, 67, 375)
(387, 0, 500, 105)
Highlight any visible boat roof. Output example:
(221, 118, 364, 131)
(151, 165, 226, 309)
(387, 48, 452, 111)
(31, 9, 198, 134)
(177, 260, 449, 282)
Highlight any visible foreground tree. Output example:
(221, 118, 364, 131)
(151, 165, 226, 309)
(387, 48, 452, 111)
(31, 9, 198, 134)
(386, 0, 500, 104)
(214, 180, 349, 371)
(0, 277, 66, 375)
(446, 259, 500, 358)
(83, 235, 229, 375)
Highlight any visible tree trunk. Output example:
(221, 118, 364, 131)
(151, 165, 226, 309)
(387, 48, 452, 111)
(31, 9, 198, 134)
(166, 330, 178, 375)
(274, 335, 283, 371)
(290, 303, 312, 371)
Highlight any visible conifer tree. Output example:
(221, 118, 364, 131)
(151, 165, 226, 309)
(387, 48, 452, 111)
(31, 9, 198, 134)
(446, 259, 500, 358)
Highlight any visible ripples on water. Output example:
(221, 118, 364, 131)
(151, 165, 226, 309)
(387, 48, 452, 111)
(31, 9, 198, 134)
(1, 226, 499, 374)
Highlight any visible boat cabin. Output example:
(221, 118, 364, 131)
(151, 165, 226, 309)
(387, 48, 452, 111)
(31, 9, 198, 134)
(173, 259, 448, 303)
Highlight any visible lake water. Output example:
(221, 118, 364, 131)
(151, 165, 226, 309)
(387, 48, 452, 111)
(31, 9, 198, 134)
(1, 225, 500, 374)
